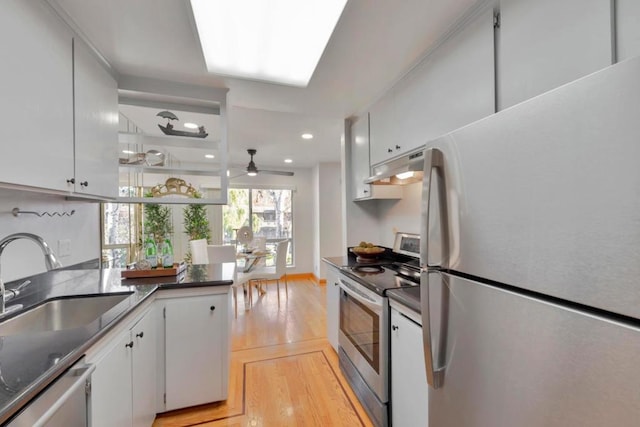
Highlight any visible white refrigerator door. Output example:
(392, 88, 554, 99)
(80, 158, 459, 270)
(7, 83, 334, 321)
(423, 271, 640, 427)
(425, 56, 640, 319)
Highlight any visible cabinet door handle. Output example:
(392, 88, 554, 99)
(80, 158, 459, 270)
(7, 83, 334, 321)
(80, 181, 89, 187)
(66, 178, 75, 184)
(125, 341, 134, 348)
(395, 145, 401, 150)
(392, 325, 399, 331)
(210, 305, 216, 311)
(136, 332, 144, 338)
(387, 148, 393, 153)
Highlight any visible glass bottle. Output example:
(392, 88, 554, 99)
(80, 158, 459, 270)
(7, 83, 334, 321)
(161, 237, 174, 268)
(144, 233, 158, 268)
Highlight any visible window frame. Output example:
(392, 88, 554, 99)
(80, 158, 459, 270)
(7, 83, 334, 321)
(223, 185, 295, 266)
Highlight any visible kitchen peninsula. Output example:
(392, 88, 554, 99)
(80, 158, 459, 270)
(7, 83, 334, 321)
(0, 262, 234, 426)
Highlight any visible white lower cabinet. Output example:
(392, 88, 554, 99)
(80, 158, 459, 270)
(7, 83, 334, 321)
(325, 264, 341, 351)
(89, 306, 156, 427)
(159, 289, 230, 412)
(391, 306, 428, 427)
(88, 287, 230, 425)
(131, 309, 157, 427)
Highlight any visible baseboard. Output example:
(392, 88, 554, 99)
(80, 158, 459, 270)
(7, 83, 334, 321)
(280, 273, 327, 286)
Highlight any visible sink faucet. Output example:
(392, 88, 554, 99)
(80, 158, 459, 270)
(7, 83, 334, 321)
(0, 233, 63, 314)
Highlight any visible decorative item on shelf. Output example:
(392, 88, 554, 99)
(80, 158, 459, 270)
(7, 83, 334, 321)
(11, 207, 75, 218)
(119, 149, 166, 166)
(150, 177, 197, 198)
(157, 110, 208, 138)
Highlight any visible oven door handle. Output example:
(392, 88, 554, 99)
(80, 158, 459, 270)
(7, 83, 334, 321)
(339, 280, 380, 312)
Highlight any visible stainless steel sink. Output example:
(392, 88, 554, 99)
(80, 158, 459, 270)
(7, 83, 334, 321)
(0, 293, 131, 336)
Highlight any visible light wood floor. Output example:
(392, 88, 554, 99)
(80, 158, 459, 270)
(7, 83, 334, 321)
(153, 278, 374, 427)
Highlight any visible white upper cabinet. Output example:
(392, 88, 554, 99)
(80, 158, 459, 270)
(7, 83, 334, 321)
(616, 0, 640, 61)
(369, 9, 494, 166)
(351, 115, 372, 199)
(0, 0, 74, 192)
(0, 1, 118, 198)
(497, 0, 612, 109)
(369, 89, 397, 166)
(395, 9, 494, 150)
(74, 39, 118, 198)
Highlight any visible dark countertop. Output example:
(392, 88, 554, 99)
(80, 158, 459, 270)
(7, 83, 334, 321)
(387, 286, 421, 314)
(322, 255, 355, 269)
(0, 262, 234, 424)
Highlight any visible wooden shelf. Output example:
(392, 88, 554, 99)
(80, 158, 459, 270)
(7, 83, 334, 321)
(119, 132, 220, 149)
(118, 164, 222, 176)
(115, 196, 225, 205)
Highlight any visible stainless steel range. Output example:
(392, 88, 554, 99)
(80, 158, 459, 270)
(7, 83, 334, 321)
(337, 233, 420, 427)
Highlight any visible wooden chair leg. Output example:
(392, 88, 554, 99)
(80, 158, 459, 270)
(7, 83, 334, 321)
(284, 274, 288, 297)
(233, 287, 238, 318)
(276, 279, 280, 304)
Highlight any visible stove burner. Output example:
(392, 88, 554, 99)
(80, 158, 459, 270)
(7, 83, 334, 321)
(353, 265, 385, 274)
(355, 255, 382, 264)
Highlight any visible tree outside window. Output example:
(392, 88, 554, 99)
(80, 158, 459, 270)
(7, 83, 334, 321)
(223, 188, 293, 265)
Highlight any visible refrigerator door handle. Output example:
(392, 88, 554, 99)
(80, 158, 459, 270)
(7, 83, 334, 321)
(420, 147, 449, 270)
(420, 147, 448, 389)
(421, 270, 445, 389)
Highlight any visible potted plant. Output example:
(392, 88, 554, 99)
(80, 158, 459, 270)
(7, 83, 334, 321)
(183, 192, 211, 263)
(143, 193, 173, 247)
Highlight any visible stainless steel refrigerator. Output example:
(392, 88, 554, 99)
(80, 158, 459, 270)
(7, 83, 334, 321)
(420, 56, 640, 427)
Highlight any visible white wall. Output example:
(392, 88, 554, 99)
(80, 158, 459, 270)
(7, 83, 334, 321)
(315, 162, 343, 279)
(343, 183, 421, 250)
(376, 183, 421, 247)
(0, 189, 100, 282)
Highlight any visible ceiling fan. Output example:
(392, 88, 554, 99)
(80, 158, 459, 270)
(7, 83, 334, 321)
(231, 149, 294, 178)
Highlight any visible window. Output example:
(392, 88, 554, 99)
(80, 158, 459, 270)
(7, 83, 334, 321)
(101, 187, 142, 268)
(223, 188, 293, 265)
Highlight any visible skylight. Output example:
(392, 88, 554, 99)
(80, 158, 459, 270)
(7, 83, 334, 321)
(190, 0, 347, 87)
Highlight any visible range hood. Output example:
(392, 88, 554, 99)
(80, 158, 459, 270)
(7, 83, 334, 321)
(364, 148, 424, 185)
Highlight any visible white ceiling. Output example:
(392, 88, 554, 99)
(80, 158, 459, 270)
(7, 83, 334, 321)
(53, 0, 482, 169)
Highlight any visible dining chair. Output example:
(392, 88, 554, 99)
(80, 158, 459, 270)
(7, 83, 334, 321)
(250, 236, 267, 251)
(250, 240, 289, 304)
(189, 239, 209, 264)
(207, 244, 255, 318)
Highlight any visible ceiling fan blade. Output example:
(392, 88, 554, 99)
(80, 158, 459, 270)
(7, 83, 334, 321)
(229, 172, 248, 179)
(259, 170, 295, 176)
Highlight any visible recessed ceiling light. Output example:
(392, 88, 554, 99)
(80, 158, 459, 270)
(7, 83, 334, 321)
(184, 122, 199, 129)
(205, 154, 215, 159)
(284, 159, 293, 163)
(190, 0, 348, 87)
(122, 150, 135, 154)
(301, 133, 313, 140)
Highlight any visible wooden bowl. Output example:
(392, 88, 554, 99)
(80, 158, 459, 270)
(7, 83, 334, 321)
(350, 247, 385, 259)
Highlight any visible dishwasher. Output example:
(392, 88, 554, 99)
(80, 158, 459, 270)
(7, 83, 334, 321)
(6, 358, 94, 427)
